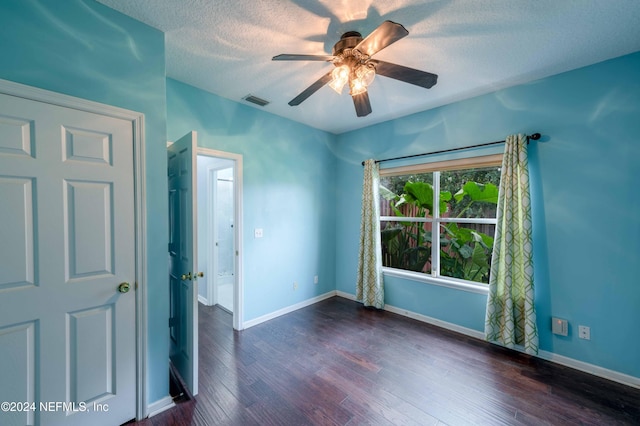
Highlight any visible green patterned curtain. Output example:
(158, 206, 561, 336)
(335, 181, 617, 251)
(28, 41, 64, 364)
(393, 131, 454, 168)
(485, 134, 538, 354)
(356, 159, 384, 309)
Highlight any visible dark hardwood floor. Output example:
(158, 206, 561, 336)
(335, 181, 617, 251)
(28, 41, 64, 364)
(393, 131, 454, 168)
(137, 297, 640, 425)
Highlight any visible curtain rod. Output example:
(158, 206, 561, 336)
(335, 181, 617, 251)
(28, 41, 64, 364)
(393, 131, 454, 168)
(361, 133, 541, 166)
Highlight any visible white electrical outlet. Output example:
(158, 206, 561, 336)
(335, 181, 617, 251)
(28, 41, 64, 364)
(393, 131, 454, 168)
(578, 325, 591, 340)
(293, 282, 298, 291)
(314, 275, 318, 284)
(254, 228, 263, 238)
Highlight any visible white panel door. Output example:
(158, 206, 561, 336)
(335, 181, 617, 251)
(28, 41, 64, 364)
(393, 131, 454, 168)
(0, 93, 136, 425)
(168, 132, 198, 395)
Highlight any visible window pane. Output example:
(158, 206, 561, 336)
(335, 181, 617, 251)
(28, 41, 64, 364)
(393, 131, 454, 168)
(381, 220, 433, 273)
(439, 222, 495, 284)
(440, 166, 501, 218)
(379, 172, 434, 218)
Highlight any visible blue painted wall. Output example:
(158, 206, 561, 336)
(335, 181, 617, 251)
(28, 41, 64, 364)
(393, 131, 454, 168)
(335, 52, 640, 378)
(1, 0, 637, 409)
(0, 0, 170, 405)
(166, 78, 337, 321)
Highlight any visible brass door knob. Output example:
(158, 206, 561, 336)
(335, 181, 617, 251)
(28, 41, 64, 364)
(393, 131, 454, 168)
(196, 272, 204, 278)
(118, 282, 131, 293)
(181, 272, 192, 281)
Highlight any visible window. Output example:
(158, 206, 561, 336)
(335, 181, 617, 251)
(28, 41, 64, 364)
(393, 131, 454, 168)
(379, 155, 502, 289)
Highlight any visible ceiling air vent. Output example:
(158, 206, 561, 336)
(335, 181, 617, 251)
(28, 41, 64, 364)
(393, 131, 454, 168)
(243, 95, 270, 107)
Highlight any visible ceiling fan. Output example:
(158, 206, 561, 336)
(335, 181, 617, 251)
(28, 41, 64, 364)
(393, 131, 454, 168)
(272, 20, 438, 117)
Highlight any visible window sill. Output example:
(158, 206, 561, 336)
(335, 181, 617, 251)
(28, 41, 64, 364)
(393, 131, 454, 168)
(382, 267, 490, 295)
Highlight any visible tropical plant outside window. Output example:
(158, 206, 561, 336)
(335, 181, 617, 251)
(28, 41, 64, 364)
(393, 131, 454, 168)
(379, 161, 501, 285)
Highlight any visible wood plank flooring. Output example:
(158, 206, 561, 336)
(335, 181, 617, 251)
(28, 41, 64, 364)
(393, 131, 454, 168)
(136, 297, 640, 425)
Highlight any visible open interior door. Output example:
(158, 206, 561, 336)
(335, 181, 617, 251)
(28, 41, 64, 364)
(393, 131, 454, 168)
(167, 131, 198, 395)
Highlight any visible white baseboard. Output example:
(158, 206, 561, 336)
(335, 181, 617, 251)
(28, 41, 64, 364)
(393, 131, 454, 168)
(385, 303, 486, 340)
(147, 395, 175, 418)
(197, 294, 210, 306)
(537, 350, 640, 389)
(335, 291, 639, 389)
(242, 291, 337, 329)
(336, 290, 484, 340)
(335, 290, 356, 301)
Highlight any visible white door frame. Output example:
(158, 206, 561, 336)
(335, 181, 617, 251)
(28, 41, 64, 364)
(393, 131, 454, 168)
(197, 147, 243, 330)
(0, 79, 148, 420)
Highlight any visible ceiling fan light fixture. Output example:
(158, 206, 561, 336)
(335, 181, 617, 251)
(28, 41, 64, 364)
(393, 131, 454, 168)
(329, 65, 349, 94)
(348, 62, 375, 96)
(272, 20, 438, 117)
(349, 74, 368, 96)
(356, 63, 375, 86)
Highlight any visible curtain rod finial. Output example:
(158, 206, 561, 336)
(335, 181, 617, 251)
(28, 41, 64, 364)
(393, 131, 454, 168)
(529, 133, 541, 140)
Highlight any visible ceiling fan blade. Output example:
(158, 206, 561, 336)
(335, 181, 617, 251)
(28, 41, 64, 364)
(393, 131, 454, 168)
(371, 60, 438, 89)
(355, 21, 409, 57)
(288, 71, 333, 106)
(352, 92, 372, 117)
(273, 54, 334, 61)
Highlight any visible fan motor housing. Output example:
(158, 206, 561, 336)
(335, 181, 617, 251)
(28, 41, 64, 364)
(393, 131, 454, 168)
(332, 31, 363, 56)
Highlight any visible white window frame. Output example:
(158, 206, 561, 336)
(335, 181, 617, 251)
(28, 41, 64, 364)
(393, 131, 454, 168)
(379, 154, 503, 295)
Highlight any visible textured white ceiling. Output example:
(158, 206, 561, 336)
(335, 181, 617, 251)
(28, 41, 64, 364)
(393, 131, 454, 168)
(97, 0, 640, 134)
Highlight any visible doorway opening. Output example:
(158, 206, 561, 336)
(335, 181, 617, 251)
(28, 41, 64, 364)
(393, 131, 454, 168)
(196, 148, 243, 330)
(197, 156, 234, 312)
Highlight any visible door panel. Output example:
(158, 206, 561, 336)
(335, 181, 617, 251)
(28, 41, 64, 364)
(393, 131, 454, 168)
(65, 181, 114, 278)
(63, 126, 113, 165)
(67, 305, 115, 403)
(168, 131, 198, 395)
(0, 114, 34, 157)
(0, 321, 37, 426)
(0, 93, 137, 425)
(0, 177, 36, 290)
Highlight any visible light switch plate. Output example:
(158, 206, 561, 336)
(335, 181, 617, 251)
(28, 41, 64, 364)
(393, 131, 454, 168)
(552, 317, 568, 336)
